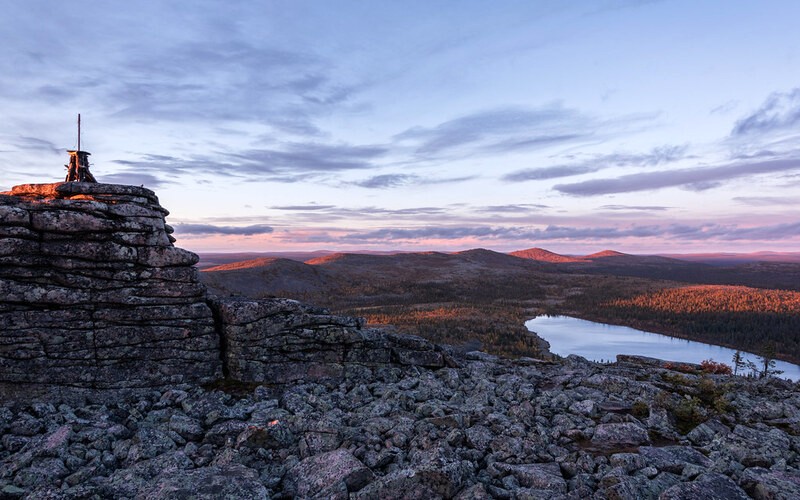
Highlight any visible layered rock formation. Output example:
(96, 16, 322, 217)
(210, 297, 448, 384)
(0, 182, 221, 395)
(0, 182, 447, 399)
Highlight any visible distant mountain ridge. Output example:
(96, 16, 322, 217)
(509, 247, 585, 263)
(199, 248, 800, 268)
(200, 246, 800, 295)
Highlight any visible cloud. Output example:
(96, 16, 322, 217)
(337, 224, 667, 243)
(351, 173, 476, 189)
(732, 88, 800, 136)
(503, 144, 687, 182)
(393, 104, 639, 158)
(503, 165, 598, 182)
(319, 220, 800, 245)
(99, 172, 169, 189)
(717, 221, 800, 240)
(473, 204, 550, 213)
(173, 223, 274, 236)
(111, 141, 387, 182)
(555, 158, 800, 196)
(103, 40, 363, 132)
(733, 196, 798, 206)
(599, 205, 670, 211)
(13, 136, 62, 155)
(270, 204, 336, 211)
(710, 100, 738, 115)
(353, 174, 417, 188)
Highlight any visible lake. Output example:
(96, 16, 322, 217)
(525, 315, 800, 381)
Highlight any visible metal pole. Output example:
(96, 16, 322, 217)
(77, 113, 81, 151)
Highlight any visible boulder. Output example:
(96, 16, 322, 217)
(283, 449, 373, 498)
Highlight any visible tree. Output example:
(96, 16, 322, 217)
(732, 351, 745, 376)
(758, 343, 784, 379)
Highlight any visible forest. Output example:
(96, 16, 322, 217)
(201, 253, 800, 366)
(562, 284, 800, 364)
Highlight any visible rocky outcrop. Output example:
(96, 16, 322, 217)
(209, 297, 448, 384)
(0, 182, 451, 398)
(0, 182, 221, 396)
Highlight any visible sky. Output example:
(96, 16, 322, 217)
(2, 0, 799, 254)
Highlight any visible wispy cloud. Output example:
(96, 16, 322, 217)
(351, 173, 476, 189)
(473, 204, 550, 213)
(503, 164, 598, 182)
(732, 88, 800, 136)
(174, 223, 274, 236)
(394, 105, 587, 155)
(353, 174, 417, 188)
(286, 220, 800, 246)
(13, 136, 62, 155)
(270, 204, 337, 211)
(99, 172, 169, 189)
(393, 104, 655, 161)
(111, 141, 388, 183)
(599, 205, 670, 211)
(503, 144, 687, 182)
(555, 158, 800, 196)
(733, 196, 798, 206)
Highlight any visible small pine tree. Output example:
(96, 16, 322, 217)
(732, 350, 745, 376)
(758, 343, 784, 379)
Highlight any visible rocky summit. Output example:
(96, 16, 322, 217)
(1, 182, 800, 498)
(0, 182, 221, 398)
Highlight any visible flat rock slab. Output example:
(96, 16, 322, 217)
(592, 422, 650, 447)
(284, 449, 373, 498)
(660, 473, 749, 500)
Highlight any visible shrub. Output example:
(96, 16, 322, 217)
(631, 400, 650, 418)
(700, 359, 733, 375)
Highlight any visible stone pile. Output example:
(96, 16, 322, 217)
(0, 182, 221, 397)
(1, 354, 799, 498)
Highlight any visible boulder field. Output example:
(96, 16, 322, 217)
(1, 182, 799, 498)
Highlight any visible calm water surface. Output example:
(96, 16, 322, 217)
(525, 315, 800, 381)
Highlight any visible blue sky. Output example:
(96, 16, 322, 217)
(2, 0, 799, 253)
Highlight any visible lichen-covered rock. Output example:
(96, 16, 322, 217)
(592, 422, 650, 447)
(144, 463, 269, 499)
(738, 467, 800, 499)
(283, 449, 373, 498)
(660, 472, 749, 500)
(209, 296, 446, 384)
(0, 182, 221, 397)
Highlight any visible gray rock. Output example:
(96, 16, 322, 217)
(465, 425, 494, 452)
(235, 421, 294, 450)
(127, 426, 176, 462)
(659, 472, 749, 500)
(284, 449, 373, 498)
(603, 471, 680, 500)
(687, 419, 730, 446)
(639, 446, 713, 474)
(143, 464, 269, 499)
(739, 466, 800, 500)
(97, 451, 194, 498)
(592, 423, 650, 447)
(494, 462, 566, 492)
